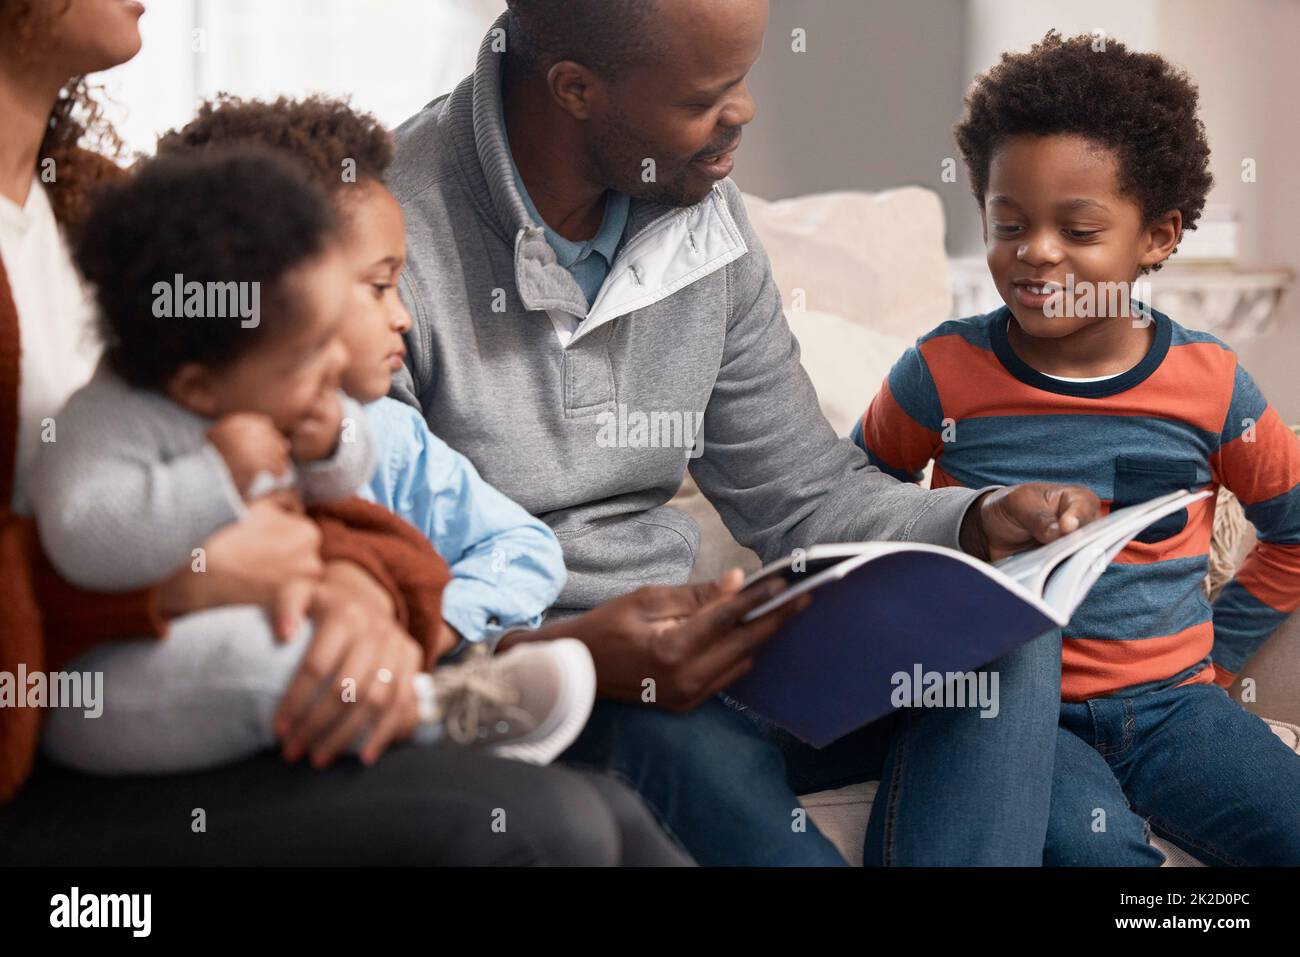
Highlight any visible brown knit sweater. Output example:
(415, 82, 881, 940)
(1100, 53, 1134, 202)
(1, 171, 451, 802)
(310, 498, 452, 669)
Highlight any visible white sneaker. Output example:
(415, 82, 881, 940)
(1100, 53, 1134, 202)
(430, 639, 596, 765)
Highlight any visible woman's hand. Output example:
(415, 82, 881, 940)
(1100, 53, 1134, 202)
(157, 497, 324, 617)
(272, 561, 423, 768)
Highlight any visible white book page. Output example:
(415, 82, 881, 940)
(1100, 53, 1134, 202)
(738, 489, 1209, 625)
(1037, 489, 1212, 617)
(1040, 542, 1115, 618)
(742, 543, 881, 588)
(740, 546, 892, 622)
(993, 489, 1207, 597)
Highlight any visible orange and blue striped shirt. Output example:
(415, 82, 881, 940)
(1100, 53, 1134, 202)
(852, 305, 1300, 701)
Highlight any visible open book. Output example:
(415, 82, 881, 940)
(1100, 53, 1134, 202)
(726, 488, 1212, 747)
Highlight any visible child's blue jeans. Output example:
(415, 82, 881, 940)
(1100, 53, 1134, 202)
(1046, 668, 1300, 866)
(741, 627, 1065, 865)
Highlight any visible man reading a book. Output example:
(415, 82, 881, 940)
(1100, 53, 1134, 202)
(387, 0, 1103, 865)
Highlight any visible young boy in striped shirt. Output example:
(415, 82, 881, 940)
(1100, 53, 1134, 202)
(854, 31, 1300, 865)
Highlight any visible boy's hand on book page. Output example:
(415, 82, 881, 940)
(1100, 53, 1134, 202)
(961, 483, 1101, 563)
(510, 569, 812, 711)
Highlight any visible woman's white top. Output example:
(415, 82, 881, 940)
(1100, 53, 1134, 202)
(0, 176, 101, 512)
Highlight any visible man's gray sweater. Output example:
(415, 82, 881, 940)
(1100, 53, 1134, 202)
(387, 15, 982, 615)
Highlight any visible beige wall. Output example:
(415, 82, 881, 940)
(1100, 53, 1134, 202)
(1151, 0, 1300, 422)
(735, 0, 971, 236)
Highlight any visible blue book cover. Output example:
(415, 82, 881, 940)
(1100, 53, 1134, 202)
(725, 489, 1210, 748)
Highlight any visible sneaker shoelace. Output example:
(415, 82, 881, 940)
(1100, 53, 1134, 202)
(437, 647, 539, 746)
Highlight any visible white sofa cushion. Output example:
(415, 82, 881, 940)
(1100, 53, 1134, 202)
(742, 189, 952, 342)
(784, 309, 911, 436)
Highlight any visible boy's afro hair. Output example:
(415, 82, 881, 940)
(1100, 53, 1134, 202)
(954, 30, 1214, 262)
(156, 93, 393, 200)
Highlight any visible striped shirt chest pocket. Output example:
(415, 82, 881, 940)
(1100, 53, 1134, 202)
(1112, 454, 1202, 543)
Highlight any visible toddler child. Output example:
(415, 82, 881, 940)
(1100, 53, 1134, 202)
(34, 148, 594, 774)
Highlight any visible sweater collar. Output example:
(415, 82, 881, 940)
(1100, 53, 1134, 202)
(444, 14, 586, 316)
(988, 303, 1172, 399)
(447, 12, 706, 318)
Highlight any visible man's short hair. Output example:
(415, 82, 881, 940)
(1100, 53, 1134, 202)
(505, 0, 666, 81)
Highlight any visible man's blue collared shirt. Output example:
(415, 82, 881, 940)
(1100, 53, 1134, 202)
(506, 138, 629, 308)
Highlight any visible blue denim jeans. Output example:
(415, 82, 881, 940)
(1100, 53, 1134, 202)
(1046, 669, 1300, 866)
(561, 628, 1063, 866)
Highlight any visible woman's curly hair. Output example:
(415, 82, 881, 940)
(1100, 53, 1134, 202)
(954, 30, 1214, 268)
(155, 93, 393, 203)
(2, 0, 127, 230)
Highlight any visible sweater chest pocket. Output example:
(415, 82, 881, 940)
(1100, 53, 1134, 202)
(1112, 455, 1200, 543)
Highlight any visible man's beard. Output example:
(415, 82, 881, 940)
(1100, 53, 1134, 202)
(592, 111, 714, 208)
